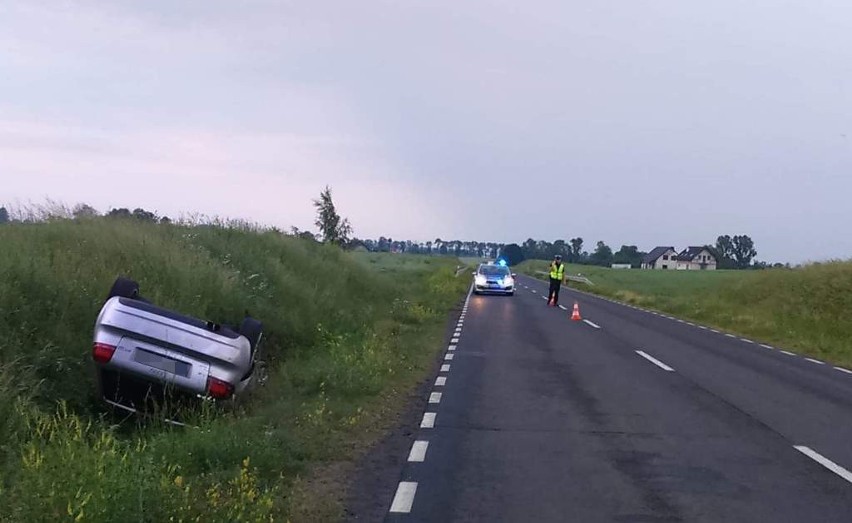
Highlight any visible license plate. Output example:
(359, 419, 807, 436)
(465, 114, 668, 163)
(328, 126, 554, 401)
(134, 348, 191, 378)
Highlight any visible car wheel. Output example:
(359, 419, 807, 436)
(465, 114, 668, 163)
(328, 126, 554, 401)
(239, 317, 264, 353)
(107, 277, 140, 300)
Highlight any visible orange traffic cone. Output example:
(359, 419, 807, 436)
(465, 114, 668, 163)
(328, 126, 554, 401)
(571, 302, 582, 321)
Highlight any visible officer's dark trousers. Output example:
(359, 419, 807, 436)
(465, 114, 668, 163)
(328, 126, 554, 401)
(548, 278, 561, 304)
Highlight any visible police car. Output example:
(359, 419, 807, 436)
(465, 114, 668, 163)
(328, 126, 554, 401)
(472, 261, 516, 295)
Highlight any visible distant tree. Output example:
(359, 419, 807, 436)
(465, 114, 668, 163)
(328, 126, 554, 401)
(522, 238, 537, 259)
(732, 235, 757, 269)
(72, 203, 99, 219)
(439, 243, 448, 255)
(291, 226, 317, 241)
(0, 207, 8, 224)
(502, 244, 525, 266)
(107, 208, 132, 219)
(313, 186, 352, 245)
(713, 235, 737, 268)
(613, 245, 642, 267)
(132, 208, 159, 222)
(378, 236, 389, 252)
(160, 216, 172, 224)
(569, 237, 584, 263)
(590, 241, 614, 267)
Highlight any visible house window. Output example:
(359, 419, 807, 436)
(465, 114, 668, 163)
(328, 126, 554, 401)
(663, 255, 669, 260)
(662, 265, 668, 269)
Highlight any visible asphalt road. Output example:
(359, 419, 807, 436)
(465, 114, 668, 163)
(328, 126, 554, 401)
(382, 274, 852, 522)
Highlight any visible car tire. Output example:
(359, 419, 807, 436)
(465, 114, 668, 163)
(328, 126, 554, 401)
(108, 277, 140, 300)
(239, 317, 264, 353)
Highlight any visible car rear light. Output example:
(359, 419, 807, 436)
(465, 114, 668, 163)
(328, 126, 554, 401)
(92, 343, 117, 363)
(207, 376, 234, 399)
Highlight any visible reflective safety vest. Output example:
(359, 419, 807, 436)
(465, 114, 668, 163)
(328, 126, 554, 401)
(550, 262, 565, 280)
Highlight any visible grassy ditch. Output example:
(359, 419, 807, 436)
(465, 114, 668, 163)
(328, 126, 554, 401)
(0, 219, 468, 522)
(515, 260, 852, 367)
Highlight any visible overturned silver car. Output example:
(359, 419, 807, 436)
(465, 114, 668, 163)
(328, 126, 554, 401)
(92, 277, 263, 415)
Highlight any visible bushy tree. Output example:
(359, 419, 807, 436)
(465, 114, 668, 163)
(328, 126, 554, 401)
(590, 241, 614, 266)
(569, 237, 584, 263)
(72, 203, 99, 219)
(613, 245, 643, 268)
(732, 235, 757, 269)
(313, 186, 352, 245)
(715, 234, 757, 269)
(502, 244, 525, 266)
(0, 207, 8, 224)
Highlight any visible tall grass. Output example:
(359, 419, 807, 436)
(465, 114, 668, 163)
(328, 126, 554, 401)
(0, 218, 467, 521)
(515, 260, 852, 366)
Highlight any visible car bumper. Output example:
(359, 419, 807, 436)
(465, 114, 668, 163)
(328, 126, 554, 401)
(474, 285, 514, 294)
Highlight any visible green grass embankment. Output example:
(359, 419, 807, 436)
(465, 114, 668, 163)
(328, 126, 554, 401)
(515, 260, 852, 367)
(0, 219, 468, 522)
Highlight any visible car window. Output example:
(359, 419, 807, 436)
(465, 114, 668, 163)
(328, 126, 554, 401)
(479, 266, 510, 276)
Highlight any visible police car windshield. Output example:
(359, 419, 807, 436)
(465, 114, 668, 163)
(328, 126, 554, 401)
(479, 266, 510, 276)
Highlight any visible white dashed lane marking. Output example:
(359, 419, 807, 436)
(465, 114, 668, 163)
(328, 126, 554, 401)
(558, 305, 567, 311)
(420, 412, 436, 428)
(725, 333, 737, 339)
(781, 350, 796, 356)
(805, 358, 825, 365)
(429, 392, 442, 404)
(835, 367, 852, 375)
(583, 319, 601, 329)
(445, 353, 454, 361)
(636, 350, 675, 372)
(389, 482, 418, 513)
(451, 337, 460, 343)
(448, 345, 456, 351)
(408, 441, 429, 463)
(794, 446, 852, 485)
(760, 344, 774, 349)
(440, 364, 450, 372)
(435, 376, 447, 386)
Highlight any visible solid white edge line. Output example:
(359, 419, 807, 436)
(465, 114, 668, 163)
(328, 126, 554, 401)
(429, 392, 442, 403)
(583, 319, 601, 329)
(440, 364, 450, 372)
(420, 412, 436, 428)
(805, 357, 825, 365)
(435, 376, 447, 386)
(794, 446, 852, 484)
(834, 366, 852, 375)
(408, 441, 429, 462)
(389, 482, 418, 513)
(635, 350, 675, 372)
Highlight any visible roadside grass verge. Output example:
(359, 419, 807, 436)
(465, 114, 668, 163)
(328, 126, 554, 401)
(0, 219, 467, 521)
(515, 260, 852, 367)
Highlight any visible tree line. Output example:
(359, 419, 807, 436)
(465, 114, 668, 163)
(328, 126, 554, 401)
(1, 186, 777, 270)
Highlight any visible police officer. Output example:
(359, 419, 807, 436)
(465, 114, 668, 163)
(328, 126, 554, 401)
(548, 254, 566, 306)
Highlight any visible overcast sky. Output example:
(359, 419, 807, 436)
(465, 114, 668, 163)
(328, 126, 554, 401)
(2, 1, 851, 263)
